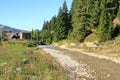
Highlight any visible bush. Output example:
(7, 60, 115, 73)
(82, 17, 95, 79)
(27, 41, 37, 47)
(3, 37, 8, 41)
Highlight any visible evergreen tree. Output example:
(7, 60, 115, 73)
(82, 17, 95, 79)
(54, 1, 71, 42)
(90, 0, 101, 27)
(50, 16, 57, 31)
(32, 29, 36, 40)
(39, 15, 57, 44)
(117, 1, 120, 18)
(39, 0, 120, 43)
(31, 28, 34, 40)
(49, 16, 57, 41)
(31, 29, 40, 41)
(70, 0, 92, 42)
(54, 7, 66, 42)
(113, 0, 120, 37)
(97, 0, 117, 41)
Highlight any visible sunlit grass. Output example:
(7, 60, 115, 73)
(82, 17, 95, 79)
(0, 40, 70, 80)
(82, 35, 120, 58)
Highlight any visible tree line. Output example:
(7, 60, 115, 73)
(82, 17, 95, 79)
(32, 0, 120, 44)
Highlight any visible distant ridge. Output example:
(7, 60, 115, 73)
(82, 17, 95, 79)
(0, 24, 24, 33)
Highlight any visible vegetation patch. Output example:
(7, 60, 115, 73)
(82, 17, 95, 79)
(0, 41, 70, 80)
(82, 35, 120, 58)
(85, 33, 99, 42)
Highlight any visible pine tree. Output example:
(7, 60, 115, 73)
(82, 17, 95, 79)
(90, 0, 101, 27)
(54, 1, 70, 42)
(117, 1, 120, 18)
(70, 0, 92, 42)
(97, 0, 117, 41)
(39, 20, 53, 44)
(31, 28, 34, 40)
(39, 0, 120, 43)
(113, 0, 120, 37)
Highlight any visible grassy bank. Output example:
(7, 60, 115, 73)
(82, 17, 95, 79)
(0, 41, 70, 80)
(82, 34, 120, 58)
(52, 34, 120, 58)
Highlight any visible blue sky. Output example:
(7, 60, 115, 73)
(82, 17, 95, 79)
(0, 0, 72, 31)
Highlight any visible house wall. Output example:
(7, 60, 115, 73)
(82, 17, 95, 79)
(19, 32, 31, 40)
(23, 33, 31, 39)
(19, 33, 23, 39)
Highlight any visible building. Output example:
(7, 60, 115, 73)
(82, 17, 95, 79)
(5, 33, 18, 39)
(19, 31, 31, 40)
(0, 30, 18, 40)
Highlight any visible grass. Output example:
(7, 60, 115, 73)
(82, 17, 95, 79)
(82, 34, 120, 58)
(96, 35, 120, 57)
(0, 40, 70, 80)
(85, 33, 98, 42)
(54, 33, 120, 58)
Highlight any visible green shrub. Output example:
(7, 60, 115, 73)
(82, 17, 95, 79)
(27, 41, 38, 47)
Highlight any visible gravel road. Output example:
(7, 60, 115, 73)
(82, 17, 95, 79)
(39, 45, 120, 80)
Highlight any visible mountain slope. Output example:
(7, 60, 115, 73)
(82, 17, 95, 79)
(0, 24, 22, 33)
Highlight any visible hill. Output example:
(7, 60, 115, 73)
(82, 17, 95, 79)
(0, 24, 22, 33)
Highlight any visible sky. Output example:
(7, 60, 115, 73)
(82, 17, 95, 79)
(0, 0, 73, 31)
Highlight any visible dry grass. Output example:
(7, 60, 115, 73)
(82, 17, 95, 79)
(54, 34, 120, 58)
(85, 33, 99, 42)
(81, 35, 120, 58)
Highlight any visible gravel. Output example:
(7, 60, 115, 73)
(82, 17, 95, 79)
(39, 45, 97, 80)
(59, 47, 120, 64)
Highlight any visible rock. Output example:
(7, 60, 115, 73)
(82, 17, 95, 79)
(113, 17, 120, 27)
(23, 59, 29, 64)
(16, 67, 22, 72)
(59, 44, 69, 48)
(85, 41, 99, 47)
(69, 43, 76, 47)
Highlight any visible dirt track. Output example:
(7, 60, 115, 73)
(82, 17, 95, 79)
(39, 45, 120, 80)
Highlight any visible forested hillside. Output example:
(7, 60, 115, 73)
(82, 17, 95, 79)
(32, 0, 120, 44)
